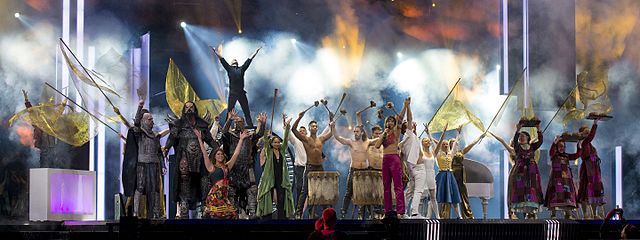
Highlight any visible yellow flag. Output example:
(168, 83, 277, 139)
(165, 59, 227, 119)
(10, 103, 94, 147)
(428, 99, 485, 133)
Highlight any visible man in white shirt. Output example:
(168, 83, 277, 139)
(400, 103, 425, 218)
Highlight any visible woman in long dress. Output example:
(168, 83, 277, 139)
(257, 116, 295, 219)
(491, 121, 543, 219)
(202, 130, 248, 219)
(545, 135, 581, 219)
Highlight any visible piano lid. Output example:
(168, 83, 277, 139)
(462, 158, 493, 183)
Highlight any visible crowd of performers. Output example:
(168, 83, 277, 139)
(17, 48, 608, 221)
(112, 95, 605, 220)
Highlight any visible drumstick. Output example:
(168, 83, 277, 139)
(320, 99, 332, 114)
(269, 89, 278, 136)
(358, 100, 377, 113)
(333, 92, 347, 116)
(334, 108, 348, 121)
(385, 102, 399, 116)
(303, 101, 320, 113)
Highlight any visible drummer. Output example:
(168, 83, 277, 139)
(293, 110, 334, 219)
(330, 120, 380, 219)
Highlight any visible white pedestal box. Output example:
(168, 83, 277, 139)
(29, 168, 96, 221)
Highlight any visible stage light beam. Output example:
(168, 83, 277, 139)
(291, 38, 297, 44)
(397, 52, 404, 59)
(180, 22, 186, 28)
(238, 29, 242, 34)
(14, 12, 20, 18)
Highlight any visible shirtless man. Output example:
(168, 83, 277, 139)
(293, 111, 333, 219)
(356, 111, 384, 171)
(331, 120, 379, 219)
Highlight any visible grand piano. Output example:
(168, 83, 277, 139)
(461, 158, 494, 219)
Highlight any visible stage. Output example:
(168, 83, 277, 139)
(0, 218, 634, 240)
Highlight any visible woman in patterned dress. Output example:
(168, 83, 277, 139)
(545, 135, 581, 219)
(202, 130, 249, 219)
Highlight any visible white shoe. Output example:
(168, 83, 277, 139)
(410, 214, 426, 219)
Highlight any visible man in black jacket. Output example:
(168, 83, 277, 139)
(213, 46, 261, 128)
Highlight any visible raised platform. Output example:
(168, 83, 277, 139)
(0, 219, 635, 240)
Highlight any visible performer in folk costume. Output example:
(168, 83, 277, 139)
(212, 46, 261, 128)
(120, 98, 168, 219)
(331, 115, 379, 219)
(202, 128, 248, 219)
(432, 123, 465, 219)
(577, 119, 606, 219)
(544, 135, 581, 219)
(257, 114, 295, 219)
(496, 120, 544, 219)
(374, 97, 409, 218)
(164, 101, 217, 219)
(293, 110, 333, 219)
(220, 109, 267, 219)
(439, 126, 485, 219)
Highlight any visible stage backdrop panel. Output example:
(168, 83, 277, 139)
(29, 168, 96, 221)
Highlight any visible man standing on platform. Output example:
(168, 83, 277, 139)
(164, 101, 216, 219)
(212, 46, 261, 128)
(221, 109, 267, 219)
(293, 111, 333, 219)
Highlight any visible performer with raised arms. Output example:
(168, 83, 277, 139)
(545, 134, 581, 219)
(293, 107, 333, 219)
(439, 126, 485, 219)
(212, 46, 261, 128)
(400, 100, 426, 218)
(220, 109, 267, 219)
(491, 119, 543, 219)
(577, 119, 605, 219)
(257, 114, 295, 219)
(331, 113, 379, 219)
(374, 97, 409, 218)
(120, 97, 169, 219)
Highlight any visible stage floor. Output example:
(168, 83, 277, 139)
(0, 218, 635, 240)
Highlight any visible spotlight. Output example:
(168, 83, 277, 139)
(396, 52, 403, 59)
(496, 64, 501, 70)
(14, 12, 20, 18)
(432, 3, 436, 7)
(180, 22, 186, 28)
(238, 29, 242, 34)
(291, 38, 297, 44)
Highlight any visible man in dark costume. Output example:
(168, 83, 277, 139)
(164, 101, 217, 219)
(122, 99, 166, 219)
(212, 46, 261, 128)
(221, 109, 266, 219)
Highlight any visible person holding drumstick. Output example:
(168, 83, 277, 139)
(293, 110, 334, 219)
(330, 117, 379, 219)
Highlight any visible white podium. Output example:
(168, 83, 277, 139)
(29, 168, 96, 221)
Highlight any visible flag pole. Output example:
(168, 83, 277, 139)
(542, 87, 577, 133)
(59, 38, 118, 110)
(45, 82, 126, 141)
